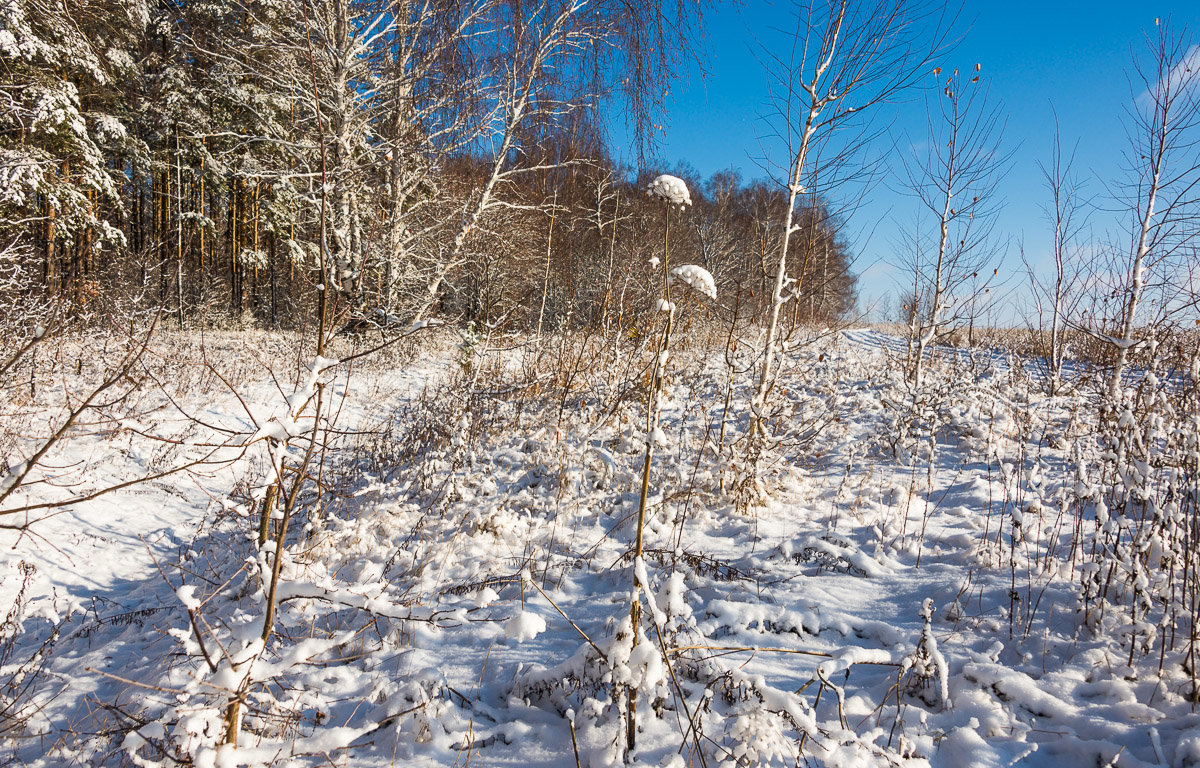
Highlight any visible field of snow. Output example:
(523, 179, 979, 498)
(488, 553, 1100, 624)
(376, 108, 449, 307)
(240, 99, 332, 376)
(2, 324, 1199, 767)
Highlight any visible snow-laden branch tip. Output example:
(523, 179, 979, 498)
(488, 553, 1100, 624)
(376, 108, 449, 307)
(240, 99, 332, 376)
(646, 174, 692, 207)
(816, 646, 898, 678)
(669, 264, 716, 300)
(246, 355, 339, 446)
(407, 318, 443, 333)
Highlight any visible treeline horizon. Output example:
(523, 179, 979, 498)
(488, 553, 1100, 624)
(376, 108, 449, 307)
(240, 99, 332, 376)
(0, 0, 855, 334)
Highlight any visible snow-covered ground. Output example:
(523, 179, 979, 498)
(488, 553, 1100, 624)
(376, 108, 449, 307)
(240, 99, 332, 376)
(2, 325, 1198, 767)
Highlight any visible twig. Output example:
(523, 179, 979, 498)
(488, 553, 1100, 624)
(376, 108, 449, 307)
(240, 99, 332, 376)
(526, 578, 605, 660)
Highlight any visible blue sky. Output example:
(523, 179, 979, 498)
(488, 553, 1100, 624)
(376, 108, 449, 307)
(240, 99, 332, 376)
(634, 1, 1200, 323)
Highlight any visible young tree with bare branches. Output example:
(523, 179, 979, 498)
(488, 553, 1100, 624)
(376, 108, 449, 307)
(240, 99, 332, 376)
(740, 0, 950, 500)
(901, 66, 1006, 388)
(1096, 21, 1200, 397)
(1025, 115, 1089, 395)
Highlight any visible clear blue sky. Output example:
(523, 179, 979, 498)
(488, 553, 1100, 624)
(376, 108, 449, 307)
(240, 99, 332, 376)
(632, 1, 1200, 323)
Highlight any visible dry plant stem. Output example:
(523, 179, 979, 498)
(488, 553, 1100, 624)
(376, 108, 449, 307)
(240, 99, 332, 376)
(535, 191, 558, 341)
(527, 577, 605, 659)
(600, 184, 622, 334)
(257, 483, 278, 547)
(569, 716, 582, 768)
(628, 202, 673, 757)
(652, 622, 708, 768)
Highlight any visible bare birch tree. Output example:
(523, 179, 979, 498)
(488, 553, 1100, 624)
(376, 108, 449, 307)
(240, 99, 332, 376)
(741, 0, 949, 498)
(1025, 114, 1088, 395)
(1099, 22, 1200, 398)
(901, 66, 1005, 388)
(411, 0, 598, 320)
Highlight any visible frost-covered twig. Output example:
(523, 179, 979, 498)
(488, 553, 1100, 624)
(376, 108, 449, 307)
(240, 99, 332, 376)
(0, 317, 158, 517)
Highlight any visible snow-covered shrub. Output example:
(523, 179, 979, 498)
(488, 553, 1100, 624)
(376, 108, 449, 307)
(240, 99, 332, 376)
(903, 598, 951, 709)
(1072, 335, 1200, 696)
(722, 702, 795, 767)
(457, 321, 481, 377)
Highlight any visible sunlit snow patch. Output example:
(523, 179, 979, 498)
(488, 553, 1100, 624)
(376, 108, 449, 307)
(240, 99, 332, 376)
(505, 609, 547, 642)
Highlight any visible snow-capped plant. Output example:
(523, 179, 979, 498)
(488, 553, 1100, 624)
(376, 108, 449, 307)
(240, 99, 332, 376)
(624, 173, 714, 757)
(905, 597, 951, 709)
(646, 173, 692, 208)
(669, 263, 716, 301)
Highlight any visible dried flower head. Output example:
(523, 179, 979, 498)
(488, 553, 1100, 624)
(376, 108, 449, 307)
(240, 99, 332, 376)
(669, 264, 716, 300)
(646, 174, 692, 207)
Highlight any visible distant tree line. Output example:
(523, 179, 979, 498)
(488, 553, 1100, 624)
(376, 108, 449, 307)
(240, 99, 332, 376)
(0, 0, 855, 332)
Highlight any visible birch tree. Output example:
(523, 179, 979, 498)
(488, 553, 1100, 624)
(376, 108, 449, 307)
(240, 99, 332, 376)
(902, 66, 1005, 388)
(1100, 22, 1200, 398)
(1025, 116, 1088, 395)
(410, 0, 598, 320)
(741, 0, 947, 497)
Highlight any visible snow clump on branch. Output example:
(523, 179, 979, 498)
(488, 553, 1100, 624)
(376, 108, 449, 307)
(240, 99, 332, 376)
(669, 264, 716, 300)
(646, 174, 692, 207)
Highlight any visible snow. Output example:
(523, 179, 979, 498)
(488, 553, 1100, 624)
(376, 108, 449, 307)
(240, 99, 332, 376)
(646, 174, 692, 207)
(668, 263, 716, 300)
(3, 325, 1200, 767)
(247, 416, 300, 443)
(176, 585, 201, 611)
(505, 610, 548, 641)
